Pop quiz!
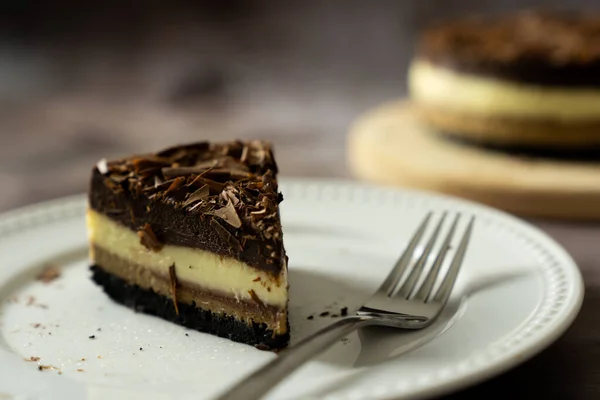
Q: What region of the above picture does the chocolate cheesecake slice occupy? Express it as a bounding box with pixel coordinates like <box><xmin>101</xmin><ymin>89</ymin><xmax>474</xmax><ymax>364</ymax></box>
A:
<box><xmin>408</xmin><ymin>10</ymin><xmax>600</xmax><ymax>150</ymax></box>
<box><xmin>87</xmin><ymin>140</ymin><xmax>289</xmax><ymax>349</ymax></box>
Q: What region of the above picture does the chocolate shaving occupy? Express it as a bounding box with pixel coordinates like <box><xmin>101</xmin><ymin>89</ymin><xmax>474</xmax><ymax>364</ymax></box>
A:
<box><xmin>37</xmin><ymin>264</ymin><xmax>61</xmax><ymax>283</ymax></box>
<box><xmin>183</xmin><ymin>184</ymin><xmax>209</xmax><ymax>207</ymax></box>
<box><xmin>248</xmin><ymin>289</ymin><xmax>266</xmax><ymax>309</ymax></box>
<box><xmin>162</xmin><ymin>164</ymin><xmax>217</xmax><ymax>177</ymax></box>
<box><xmin>157</xmin><ymin>142</ymin><xmax>210</xmax><ymax>158</ymax></box>
<box><xmin>137</xmin><ymin>224</ymin><xmax>163</xmax><ymax>252</ymax></box>
<box><xmin>203</xmin><ymin>168</ymin><xmax>252</xmax><ymax>181</ymax></box>
<box><xmin>210</xmin><ymin>219</ymin><xmax>243</xmax><ymax>252</ymax></box>
<box><xmin>96</xmin><ymin>159</ymin><xmax>109</xmax><ymax>175</ymax></box>
<box><xmin>207</xmin><ymin>200</ymin><xmax>242</xmax><ymax>228</ymax></box>
<box><xmin>189</xmin><ymin>176</ymin><xmax>224</xmax><ymax>193</ymax></box>
<box><xmin>169</xmin><ymin>264</ymin><xmax>180</xmax><ymax>315</ymax></box>
<box><xmin>164</xmin><ymin>176</ymin><xmax>186</xmax><ymax>195</ymax></box>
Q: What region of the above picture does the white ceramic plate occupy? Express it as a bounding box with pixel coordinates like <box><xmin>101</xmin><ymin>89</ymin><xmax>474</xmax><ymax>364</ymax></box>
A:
<box><xmin>0</xmin><ymin>178</ymin><xmax>583</xmax><ymax>400</ymax></box>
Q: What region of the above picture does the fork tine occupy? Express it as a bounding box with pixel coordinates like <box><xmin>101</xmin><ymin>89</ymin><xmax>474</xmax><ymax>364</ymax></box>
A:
<box><xmin>432</xmin><ymin>216</ymin><xmax>474</xmax><ymax>304</ymax></box>
<box><xmin>377</xmin><ymin>212</ymin><xmax>432</xmax><ymax>296</ymax></box>
<box><xmin>413</xmin><ymin>213</ymin><xmax>460</xmax><ymax>302</ymax></box>
<box><xmin>395</xmin><ymin>212</ymin><xmax>447</xmax><ymax>299</ymax></box>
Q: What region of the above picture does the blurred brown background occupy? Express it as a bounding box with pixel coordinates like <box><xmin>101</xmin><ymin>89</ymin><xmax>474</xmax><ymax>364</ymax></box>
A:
<box><xmin>3</xmin><ymin>2</ymin><xmax>600</xmax><ymax>399</ymax></box>
<box><xmin>0</xmin><ymin>0</ymin><xmax>597</xmax><ymax>212</ymax></box>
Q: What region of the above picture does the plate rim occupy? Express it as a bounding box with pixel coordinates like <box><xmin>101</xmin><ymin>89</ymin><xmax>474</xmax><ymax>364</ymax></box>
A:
<box><xmin>0</xmin><ymin>177</ymin><xmax>585</xmax><ymax>400</ymax></box>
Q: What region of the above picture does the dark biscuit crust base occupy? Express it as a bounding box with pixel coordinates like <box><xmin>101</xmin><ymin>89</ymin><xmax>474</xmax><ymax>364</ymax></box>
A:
<box><xmin>418</xmin><ymin>10</ymin><xmax>600</xmax><ymax>87</ymax></box>
<box><xmin>416</xmin><ymin>105</ymin><xmax>600</xmax><ymax>150</ymax></box>
<box><xmin>437</xmin><ymin>133</ymin><xmax>600</xmax><ymax>163</ymax></box>
<box><xmin>91</xmin><ymin>265</ymin><xmax>290</xmax><ymax>350</ymax></box>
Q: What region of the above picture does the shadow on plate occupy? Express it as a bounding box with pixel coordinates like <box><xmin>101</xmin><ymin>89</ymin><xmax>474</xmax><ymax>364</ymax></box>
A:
<box><xmin>287</xmin><ymin>265</ymin><xmax>531</xmax><ymax>369</ymax></box>
<box><xmin>293</xmin><ymin>266</ymin><xmax>534</xmax><ymax>399</ymax></box>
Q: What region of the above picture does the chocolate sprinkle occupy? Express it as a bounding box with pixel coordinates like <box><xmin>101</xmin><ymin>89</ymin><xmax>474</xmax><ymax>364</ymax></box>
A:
<box><xmin>169</xmin><ymin>264</ymin><xmax>180</xmax><ymax>315</ymax></box>
<box><xmin>137</xmin><ymin>224</ymin><xmax>163</xmax><ymax>252</ymax></box>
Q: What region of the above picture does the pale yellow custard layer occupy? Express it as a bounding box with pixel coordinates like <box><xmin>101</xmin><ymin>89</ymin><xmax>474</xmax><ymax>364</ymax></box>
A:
<box><xmin>408</xmin><ymin>59</ymin><xmax>600</xmax><ymax>121</ymax></box>
<box><xmin>86</xmin><ymin>209</ymin><xmax>288</xmax><ymax>308</ymax></box>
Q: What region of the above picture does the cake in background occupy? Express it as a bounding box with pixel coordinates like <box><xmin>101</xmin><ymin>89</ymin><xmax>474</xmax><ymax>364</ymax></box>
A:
<box><xmin>408</xmin><ymin>10</ymin><xmax>600</xmax><ymax>152</ymax></box>
<box><xmin>347</xmin><ymin>9</ymin><xmax>600</xmax><ymax>221</ymax></box>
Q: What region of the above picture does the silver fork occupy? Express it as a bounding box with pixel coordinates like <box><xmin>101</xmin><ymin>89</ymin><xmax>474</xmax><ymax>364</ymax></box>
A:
<box><xmin>216</xmin><ymin>212</ymin><xmax>474</xmax><ymax>400</ymax></box>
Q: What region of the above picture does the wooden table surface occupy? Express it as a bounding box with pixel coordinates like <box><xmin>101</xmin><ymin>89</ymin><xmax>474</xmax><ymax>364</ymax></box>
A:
<box><xmin>1</xmin><ymin>2</ymin><xmax>599</xmax><ymax>398</ymax></box>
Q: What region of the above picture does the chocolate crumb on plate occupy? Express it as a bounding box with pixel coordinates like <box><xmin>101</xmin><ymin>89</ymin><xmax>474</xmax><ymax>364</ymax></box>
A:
<box><xmin>38</xmin><ymin>364</ymin><xmax>60</xmax><ymax>372</ymax></box>
<box><xmin>319</xmin><ymin>311</ymin><xmax>330</xmax><ymax>317</ymax></box>
<box><xmin>89</xmin><ymin>335</ymin><xmax>95</xmax><ymax>339</ymax></box>
<box><xmin>307</xmin><ymin>315</ymin><xmax>314</xmax><ymax>320</ymax></box>
<box><xmin>24</xmin><ymin>356</ymin><xmax>40</xmax><ymax>362</ymax></box>
<box><xmin>254</xmin><ymin>343</ymin><xmax>270</xmax><ymax>351</ymax></box>
<box><xmin>341</xmin><ymin>307</ymin><xmax>348</xmax><ymax>316</ymax></box>
<box><xmin>36</xmin><ymin>264</ymin><xmax>61</xmax><ymax>283</ymax></box>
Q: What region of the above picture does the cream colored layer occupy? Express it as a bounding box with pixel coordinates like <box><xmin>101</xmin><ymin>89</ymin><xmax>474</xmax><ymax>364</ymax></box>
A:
<box><xmin>86</xmin><ymin>209</ymin><xmax>287</xmax><ymax>307</ymax></box>
<box><xmin>408</xmin><ymin>59</ymin><xmax>600</xmax><ymax>120</ymax></box>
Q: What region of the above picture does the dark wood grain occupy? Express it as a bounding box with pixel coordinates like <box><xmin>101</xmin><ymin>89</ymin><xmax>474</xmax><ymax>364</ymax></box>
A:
<box><xmin>0</xmin><ymin>2</ymin><xmax>599</xmax><ymax>399</ymax></box>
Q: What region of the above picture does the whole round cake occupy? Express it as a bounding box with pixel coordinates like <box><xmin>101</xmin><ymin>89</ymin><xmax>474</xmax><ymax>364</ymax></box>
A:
<box><xmin>408</xmin><ymin>10</ymin><xmax>600</xmax><ymax>150</ymax></box>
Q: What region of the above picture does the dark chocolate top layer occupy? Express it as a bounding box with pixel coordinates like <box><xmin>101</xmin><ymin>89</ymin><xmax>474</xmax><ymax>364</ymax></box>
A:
<box><xmin>89</xmin><ymin>140</ymin><xmax>286</xmax><ymax>275</ymax></box>
<box><xmin>416</xmin><ymin>10</ymin><xmax>600</xmax><ymax>87</ymax></box>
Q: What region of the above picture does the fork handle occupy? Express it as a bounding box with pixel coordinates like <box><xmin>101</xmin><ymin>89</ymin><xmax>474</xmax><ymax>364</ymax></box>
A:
<box><xmin>215</xmin><ymin>316</ymin><xmax>374</xmax><ymax>400</ymax></box>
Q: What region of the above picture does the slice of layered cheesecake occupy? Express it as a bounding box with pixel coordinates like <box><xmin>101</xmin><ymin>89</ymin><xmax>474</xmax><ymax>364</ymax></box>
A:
<box><xmin>87</xmin><ymin>140</ymin><xmax>289</xmax><ymax>349</ymax></box>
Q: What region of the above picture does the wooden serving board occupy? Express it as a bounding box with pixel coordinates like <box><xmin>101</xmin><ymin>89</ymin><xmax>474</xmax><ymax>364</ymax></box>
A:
<box><xmin>347</xmin><ymin>100</ymin><xmax>600</xmax><ymax>221</ymax></box>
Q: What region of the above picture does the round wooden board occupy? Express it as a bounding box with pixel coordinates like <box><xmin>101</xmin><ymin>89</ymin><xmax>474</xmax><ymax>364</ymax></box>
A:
<box><xmin>346</xmin><ymin>100</ymin><xmax>600</xmax><ymax>221</ymax></box>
